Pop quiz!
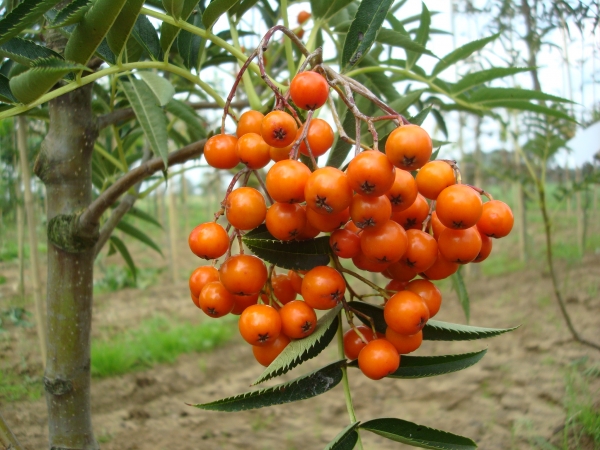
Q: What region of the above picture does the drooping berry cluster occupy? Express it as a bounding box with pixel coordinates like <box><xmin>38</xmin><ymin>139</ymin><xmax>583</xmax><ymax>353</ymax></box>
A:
<box><xmin>187</xmin><ymin>63</ymin><xmax>514</xmax><ymax>378</ymax></box>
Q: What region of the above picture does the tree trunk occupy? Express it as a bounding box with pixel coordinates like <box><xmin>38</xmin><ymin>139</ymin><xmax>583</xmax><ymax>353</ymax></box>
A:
<box><xmin>15</xmin><ymin>159</ymin><xmax>25</xmax><ymax>299</ymax></box>
<box><xmin>17</xmin><ymin>115</ymin><xmax>48</xmax><ymax>366</ymax></box>
<box><xmin>34</xmin><ymin>86</ymin><xmax>99</xmax><ymax>450</ymax></box>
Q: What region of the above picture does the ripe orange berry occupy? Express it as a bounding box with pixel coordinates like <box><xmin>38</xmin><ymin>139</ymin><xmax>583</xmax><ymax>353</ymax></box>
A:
<box><xmin>261</xmin><ymin>110</ymin><xmax>298</xmax><ymax>148</ymax></box>
<box><xmin>239</xmin><ymin>304</ymin><xmax>282</xmax><ymax>346</ymax></box>
<box><xmin>436</xmin><ymin>184</ymin><xmax>482</xmax><ymax>229</ymax></box>
<box><xmin>386</xmin><ymin>169</ymin><xmax>418</xmax><ymax>212</ymax></box>
<box><xmin>298</xmin><ymin>118</ymin><xmax>334</xmax><ymax>157</ymax></box>
<box><xmin>343</xmin><ymin>326</ymin><xmax>378</xmax><ymax>360</ymax></box>
<box><xmin>269</xmin><ymin>143</ymin><xmax>292</xmax><ymax>161</ymax></box>
<box><xmin>416</xmin><ymin>160</ymin><xmax>456</xmax><ymax>200</ymax></box>
<box><xmin>438</xmin><ymin>227</ymin><xmax>482</xmax><ymax>264</ymax></box>
<box><xmin>306</xmin><ymin>206</ymin><xmax>349</xmax><ymax>232</ymax></box>
<box><xmin>405</xmin><ymin>279</ymin><xmax>442</xmax><ymax>318</ymax></box>
<box><xmin>350</xmin><ymin>194</ymin><xmax>392</xmax><ymax>229</ymax></box>
<box><xmin>231</xmin><ymin>293</ymin><xmax>259</xmax><ymax>315</ymax></box>
<box><xmin>198</xmin><ymin>281</ymin><xmax>235</xmax><ymax>318</ymax></box>
<box><xmin>266</xmin><ymin>202</ymin><xmax>306</xmax><ymax>241</ymax></box>
<box><xmin>266</xmin><ymin>159</ymin><xmax>311</xmax><ymax>204</ymax></box>
<box><xmin>289</xmin><ymin>71</ymin><xmax>328</xmax><ymax>110</ymax></box>
<box><xmin>476</xmin><ymin>200</ymin><xmax>514</xmax><ymax>238</ymax></box>
<box><xmin>391</xmin><ymin>193</ymin><xmax>429</xmax><ymax>230</ymax></box>
<box><xmin>385</xmin><ymin>279</ymin><xmax>409</xmax><ymax>292</ymax></box>
<box><xmin>384</xmin><ymin>262</ymin><xmax>418</xmax><ymax>282</ymax></box>
<box><xmin>236</xmin><ymin>132</ymin><xmax>271</xmax><ymax>169</ymax></box>
<box><xmin>305</xmin><ymin>167</ymin><xmax>353</xmax><ymax>215</ymax></box>
<box><xmin>252</xmin><ymin>334</ymin><xmax>290</xmax><ymax>366</ymax></box>
<box><xmin>236</xmin><ymin>110</ymin><xmax>264</xmax><ymax>137</ymax></box>
<box><xmin>301</xmin><ymin>266</ymin><xmax>345</xmax><ymax>310</ymax></box>
<box><xmin>271</xmin><ymin>273</ymin><xmax>297</xmax><ymax>305</ymax></box>
<box><xmin>358</xmin><ymin>339</ymin><xmax>400</xmax><ymax>380</ymax></box>
<box><xmin>384</xmin><ymin>291</ymin><xmax>430</xmax><ymax>335</ymax></box>
<box><xmin>347</xmin><ymin>150</ymin><xmax>396</xmax><ymax>197</ymax></box>
<box><xmin>330</xmin><ymin>228</ymin><xmax>361</xmax><ymax>259</ymax></box>
<box><xmin>400</xmin><ymin>229</ymin><xmax>438</xmax><ymax>273</ymax></box>
<box><xmin>352</xmin><ymin>250</ymin><xmax>392</xmax><ymax>273</ymax></box>
<box><xmin>253</xmin><ymin>333</ymin><xmax>290</xmax><ymax>366</ymax></box>
<box><xmin>188</xmin><ymin>222</ymin><xmax>229</xmax><ymax>260</ymax></box>
<box><xmin>288</xmin><ymin>270</ymin><xmax>304</xmax><ymax>294</ymax></box>
<box><xmin>385</xmin><ymin>328</ymin><xmax>423</xmax><ymax>354</ymax></box>
<box><xmin>219</xmin><ymin>254</ymin><xmax>268</xmax><ymax>295</ymax></box>
<box><xmin>279</xmin><ymin>300</ymin><xmax>317</xmax><ymax>339</ymax></box>
<box><xmin>189</xmin><ymin>266</ymin><xmax>220</xmax><ymax>298</ymax></box>
<box><xmin>296</xmin><ymin>210</ymin><xmax>321</xmax><ymax>239</ymax></box>
<box><xmin>385</xmin><ymin>124</ymin><xmax>432</xmax><ymax>171</ymax></box>
<box><xmin>297</xmin><ymin>10</ymin><xmax>311</xmax><ymax>24</ymax></box>
<box><xmin>204</xmin><ymin>134</ymin><xmax>240</xmax><ymax>169</ymax></box>
<box><xmin>421</xmin><ymin>251</ymin><xmax>459</xmax><ymax>280</ymax></box>
<box><xmin>473</xmin><ymin>231</ymin><xmax>493</xmax><ymax>263</ymax></box>
<box><xmin>430</xmin><ymin>211</ymin><xmax>447</xmax><ymax>239</ymax></box>
<box><xmin>225</xmin><ymin>187</ymin><xmax>267</xmax><ymax>230</ymax></box>
<box><xmin>359</xmin><ymin>220</ymin><xmax>407</xmax><ymax>264</ymax></box>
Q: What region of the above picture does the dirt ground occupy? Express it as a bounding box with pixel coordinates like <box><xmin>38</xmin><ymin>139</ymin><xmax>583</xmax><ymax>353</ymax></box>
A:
<box><xmin>1</xmin><ymin>239</ymin><xmax>600</xmax><ymax>450</ymax></box>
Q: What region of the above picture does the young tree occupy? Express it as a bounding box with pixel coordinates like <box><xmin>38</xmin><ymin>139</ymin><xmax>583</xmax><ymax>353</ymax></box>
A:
<box><xmin>0</xmin><ymin>0</ymin><xmax>578</xmax><ymax>448</ymax></box>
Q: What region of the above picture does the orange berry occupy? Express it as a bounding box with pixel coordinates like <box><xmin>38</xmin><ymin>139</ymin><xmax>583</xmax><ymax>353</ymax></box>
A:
<box><xmin>236</xmin><ymin>132</ymin><xmax>271</xmax><ymax>169</ymax></box>
<box><xmin>436</xmin><ymin>184</ymin><xmax>482</xmax><ymax>229</ymax></box>
<box><xmin>204</xmin><ymin>134</ymin><xmax>240</xmax><ymax>169</ymax></box>
<box><xmin>385</xmin><ymin>328</ymin><xmax>423</xmax><ymax>354</ymax></box>
<box><xmin>266</xmin><ymin>160</ymin><xmax>312</xmax><ymax>203</ymax></box>
<box><xmin>305</xmin><ymin>167</ymin><xmax>353</xmax><ymax>215</ymax></box>
<box><xmin>236</xmin><ymin>110</ymin><xmax>264</xmax><ymax>137</ymax></box>
<box><xmin>261</xmin><ymin>110</ymin><xmax>298</xmax><ymax>148</ymax></box>
<box><xmin>219</xmin><ymin>254</ymin><xmax>268</xmax><ymax>295</ymax></box>
<box><xmin>289</xmin><ymin>71</ymin><xmax>328</xmax><ymax>110</ymax></box>
<box><xmin>198</xmin><ymin>281</ymin><xmax>235</xmax><ymax>318</ymax></box>
<box><xmin>358</xmin><ymin>339</ymin><xmax>400</xmax><ymax>380</ymax></box>
<box><xmin>225</xmin><ymin>187</ymin><xmax>267</xmax><ymax>230</ymax></box>
<box><xmin>239</xmin><ymin>304</ymin><xmax>282</xmax><ymax>346</ymax></box>
<box><xmin>347</xmin><ymin>150</ymin><xmax>396</xmax><ymax>197</ymax></box>
<box><xmin>385</xmin><ymin>125</ymin><xmax>432</xmax><ymax>171</ymax></box>
<box><xmin>359</xmin><ymin>220</ymin><xmax>408</xmax><ymax>264</ymax></box>
<box><xmin>188</xmin><ymin>222</ymin><xmax>229</xmax><ymax>260</ymax></box>
<box><xmin>301</xmin><ymin>266</ymin><xmax>345</xmax><ymax>310</ymax></box>
<box><xmin>405</xmin><ymin>279</ymin><xmax>442</xmax><ymax>318</ymax></box>
<box><xmin>386</xmin><ymin>169</ymin><xmax>418</xmax><ymax>212</ymax></box>
<box><xmin>476</xmin><ymin>200</ymin><xmax>514</xmax><ymax>238</ymax></box>
<box><xmin>252</xmin><ymin>334</ymin><xmax>290</xmax><ymax>366</ymax></box>
<box><xmin>438</xmin><ymin>227</ymin><xmax>482</xmax><ymax>264</ymax></box>
<box><xmin>298</xmin><ymin>118</ymin><xmax>334</xmax><ymax>157</ymax></box>
<box><xmin>266</xmin><ymin>202</ymin><xmax>306</xmax><ymax>241</ymax></box>
<box><xmin>279</xmin><ymin>300</ymin><xmax>317</xmax><ymax>338</ymax></box>
<box><xmin>416</xmin><ymin>160</ymin><xmax>456</xmax><ymax>200</ymax></box>
<box><xmin>384</xmin><ymin>290</ymin><xmax>430</xmax><ymax>336</ymax></box>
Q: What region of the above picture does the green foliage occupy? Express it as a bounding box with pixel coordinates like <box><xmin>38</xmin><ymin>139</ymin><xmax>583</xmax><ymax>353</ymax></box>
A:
<box><xmin>360</xmin><ymin>418</ymin><xmax>477</xmax><ymax>449</ymax></box>
<box><xmin>349</xmin><ymin>350</ymin><xmax>487</xmax><ymax>379</ymax></box>
<box><xmin>202</xmin><ymin>0</ymin><xmax>239</xmax><ymax>30</ymax></box>
<box><xmin>324</xmin><ymin>422</ymin><xmax>360</xmax><ymax>450</ymax></box>
<box><xmin>253</xmin><ymin>304</ymin><xmax>341</xmax><ymax>385</ymax></box>
<box><xmin>193</xmin><ymin>360</ymin><xmax>345</xmax><ymax>412</ymax></box>
<box><xmin>242</xmin><ymin>224</ymin><xmax>331</xmax><ymax>271</ymax></box>
<box><xmin>91</xmin><ymin>315</ymin><xmax>235</xmax><ymax>377</ymax></box>
<box><xmin>341</xmin><ymin>0</ymin><xmax>394</xmax><ymax>72</ymax></box>
<box><xmin>0</xmin><ymin>0</ymin><xmax>63</xmax><ymax>46</ymax></box>
<box><xmin>0</xmin><ymin>370</ymin><xmax>43</xmax><ymax>402</ymax></box>
<box><xmin>48</xmin><ymin>0</ymin><xmax>92</xmax><ymax>28</ymax></box>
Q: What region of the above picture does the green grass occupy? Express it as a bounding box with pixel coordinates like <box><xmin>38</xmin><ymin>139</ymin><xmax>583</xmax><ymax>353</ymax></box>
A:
<box><xmin>0</xmin><ymin>370</ymin><xmax>43</xmax><ymax>402</ymax></box>
<box><xmin>91</xmin><ymin>315</ymin><xmax>236</xmax><ymax>378</ymax></box>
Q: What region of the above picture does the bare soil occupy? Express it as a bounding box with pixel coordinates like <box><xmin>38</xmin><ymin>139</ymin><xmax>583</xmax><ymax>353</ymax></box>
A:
<box><xmin>1</xmin><ymin>241</ymin><xmax>599</xmax><ymax>450</ymax></box>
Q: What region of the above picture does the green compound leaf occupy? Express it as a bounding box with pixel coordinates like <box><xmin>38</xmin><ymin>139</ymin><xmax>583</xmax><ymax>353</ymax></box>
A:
<box><xmin>242</xmin><ymin>224</ymin><xmax>331</xmax><ymax>271</ymax></box>
<box><xmin>120</xmin><ymin>76</ymin><xmax>169</xmax><ymax>168</ymax></box>
<box><xmin>30</xmin><ymin>56</ymin><xmax>91</xmax><ymax>72</ymax></box>
<box><xmin>466</xmin><ymin>87</ymin><xmax>572</xmax><ymax>105</ymax></box>
<box><xmin>388</xmin><ymin>89</ymin><xmax>425</xmax><ymax>114</ymax></box>
<box><xmin>311</xmin><ymin>0</ymin><xmax>354</xmax><ymax>20</ymax></box>
<box><xmin>406</xmin><ymin>2</ymin><xmax>431</xmax><ymax>69</ymax></box>
<box><xmin>132</xmin><ymin>14</ymin><xmax>162</xmax><ymax>60</ymax></box>
<box><xmin>162</xmin><ymin>0</ymin><xmax>185</xmax><ymax>19</ymax></box>
<box><xmin>452</xmin><ymin>67</ymin><xmax>531</xmax><ymax>94</ymax></box>
<box><xmin>409</xmin><ymin>105</ymin><xmax>432</xmax><ymax>126</ymax></box>
<box><xmin>376</xmin><ymin>29</ymin><xmax>434</xmax><ymax>56</ymax></box>
<box><xmin>192</xmin><ymin>360</ymin><xmax>345</xmax><ymax>412</ymax></box>
<box><xmin>431</xmin><ymin>33</ymin><xmax>499</xmax><ymax>77</ymax></box>
<box><xmin>0</xmin><ymin>74</ymin><xmax>16</xmax><ymax>103</ymax></box>
<box><xmin>360</xmin><ymin>418</ymin><xmax>477</xmax><ymax>450</ymax></box>
<box><xmin>109</xmin><ymin>235</ymin><xmax>137</xmax><ymax>280</ymax></box>
<box><xmin>450</xmin><ymin>269</ymin><xmax>470</xmax><ymax>323</ymax></box>
<box><xmin>341</xmin><ymin>0</ymin><xmax>394</xmax><ymax>72</ymax></box>
<box><xmin>49</xmin><ymin>0</ymin><xmax>91</xmax><ymax>28</ymax></box>
<box><xmin>0</xmin><ymin>0</ymin><xmax>63</xmax><ymax>46</ymax></box>
<box><xmin>115</xmin><ymin>219</ymin><xmax>163</xmax><ymax>256</ymax></box>
<box><xmin>160</xmin><ymin>0</ymin><xmax>197</xmax><ymax>52</ymax></box>
<box><xmin>0</xmin><ymin>37</ymin><xmax>62</xmax><ymax>66</ymax></box>
<box><xmin>349</xmin><ymin>300</ymin><xmax>518</xmax><ymax>340</ymax></box>
<box><xmin>164</xmin><ymin>99</ymin><xmax>206</xmax><ymax>142</ymax></box>
<box><xmin>106</xmin><ymin>0</ymin><xmax>145</xmax><ymax>56</ymax></box>
<box><xmin>253</xmin><ymin>304</ymin><xmax>342</xmax><ymax>385</ymax></box>
<box><xmin>137</xmin><ymin>71</ymin><xmax>175</xmax><ymax>106</ymax></box>
<box><xmin>348</xmin><ymin>350</ymin><xmax>487</xmax><ymax>379</ymax></box>
<box><xmin>324</xmin><ymin>422</ymin><xmax>361</xmax><ymax>450</ymax></box>
<box><xmin>423</xmin><ymin>320</ymin><xmax>519</xmax><ymax>341</ymax></box>
<box><xmin>202</xmin><ymin>0</ymin><xmax>240</xmax><ymax>30</ymax></box>
<box><xmin>476</xmin><ymin>100</ymin><xmax>576</xmax><ymax>121</ymax></box>
<box><xmin>123</xmin><ymin>205</ymin><xmax>163</xmax><ymax>229</ymax></box>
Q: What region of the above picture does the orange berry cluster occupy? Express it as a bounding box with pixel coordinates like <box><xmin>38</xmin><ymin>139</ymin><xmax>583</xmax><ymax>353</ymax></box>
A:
<box><xmin>187</xmin><ymin>69</ymin><xmax>514</xmax><ymax>377</ymax></box>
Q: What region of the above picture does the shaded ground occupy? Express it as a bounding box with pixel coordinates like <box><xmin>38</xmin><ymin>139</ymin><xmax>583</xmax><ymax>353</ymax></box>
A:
<box><xmin>1</xmin><ymin>238</ymin><xmax>599</xmax><ymax>450</ymax></box>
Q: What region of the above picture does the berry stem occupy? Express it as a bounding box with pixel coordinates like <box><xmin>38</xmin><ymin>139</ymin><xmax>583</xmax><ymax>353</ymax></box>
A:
<box><xmin>422</xmin><ymin>200</ymin><xmax>436</xmax><ymax>233</ymax></box>
<box><xmin>336</xmin><ymin>312</ymin><xmax>364</xmax><ymax>450</ymax></box>
<box><xmin>339</xmin><ymin>268</ymin><xmax>390</xmax><ymax>300</ymax></box>
<box><xmin>465</xmin><ymin>184</ymin><xmax>494</xmax><ymax>201</ymax></box>
<box><xmin>252</xmin><ymin>170</ymin><xmax>274</xmax><ymax>205</ymax></box>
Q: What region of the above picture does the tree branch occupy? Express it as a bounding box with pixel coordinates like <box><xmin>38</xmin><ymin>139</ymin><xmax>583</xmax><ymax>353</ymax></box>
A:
<box><xmin>97</xmin><ymin>100</ymin><xmax>251</xmax><ymax>130</ymax></box>
<box><xmin>79</xmin><ymin>139</ymin><xmax>206</xmax><ymax>233</ymax></box>
<box><xmin>93</xmin><ymin>148</ymin><xmax>152</xmax><ymax>258</ymax></box>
